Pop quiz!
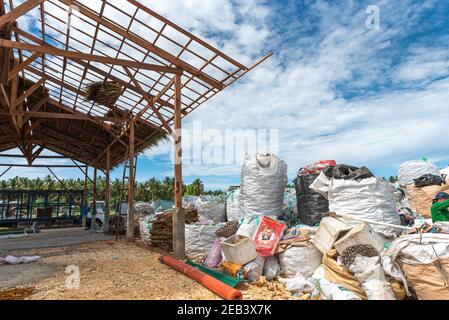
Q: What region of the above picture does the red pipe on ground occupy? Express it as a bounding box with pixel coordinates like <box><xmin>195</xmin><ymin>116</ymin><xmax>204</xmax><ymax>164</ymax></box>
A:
<box><xmin>159</xmin><ymin>255</ymin><xmax>243</xmax><ymax>300</ymax></box>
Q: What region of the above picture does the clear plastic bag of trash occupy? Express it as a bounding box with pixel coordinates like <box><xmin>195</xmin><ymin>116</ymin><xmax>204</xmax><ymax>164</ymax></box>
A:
<box><xmin>243</xmin><ymin>256</ymin><xmax>265</xmax><ymax>282</ymax></box>
<box><xmin>204</xmin><ymin>238</ymin><xmax>223</xmax><ymax>268</ymax></box>
<box><xmin>263</xmin><ymin>255</ymin><xmax>280</xmax><ymax>281</ymax></box>
<box><xmin>279</xmin><ymin>271</ymin><xmax>315</xmax><ymax>293</ymax></box>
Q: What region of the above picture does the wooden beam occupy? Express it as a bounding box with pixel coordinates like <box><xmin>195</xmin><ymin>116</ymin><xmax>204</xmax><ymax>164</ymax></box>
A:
<box><xmin>23</xmin><ymin>96</ymin><xmax>46</xmax><ymax>123</ymax></box>
<box><xmin>126</xmin><ymin>0</ymin><xmax>247</xmax><ymax>70</ymax></box>
<box><xmin>9</xmin><ymin>74</ymin><xmax>20</xmax><ymax>136</ymax></box>
<box><xmin>22</xmin><ymin>111</ymin><xmax>130</xmax><ymax>122</ymax></box>
<box><xmin>0</xmin><ymin>39</ymin><xmax>182</xmax><ymax>74</ymax></box>
<box><xmin>126</xmin><ymin>118</ymin><xmax>135</xmax><ymax>241</ymax></box>
<box><xmin>104</xmin><ymin>146</ymin><xmax>110</xmax><ymax>233</ymax></box>
<box><xmin>82</xmin><ymin>165</ymin><xmax>88</xmax><ymax>228</ymax></box>
<box><xmin>0</xmin><ymin>0</ymin><xmax>46</xmax><ymax>28</ymax></box>
<box><xmin>7</xmin><ymin>52</ymin><xmax>41</xmax><ymax>81</ymax></box>
<box><xmin>124</xmin><ymin>66</ymin><xmax>172</xmax><ymax>134</ymax></box>
<box><xmin>16</xmin><ymin>76</ymin><xmax>46</xmax><ymax>106</ymax></box>
<box><xmin>59</xmin><ymin>0</ymin><xmax>223</xmax><ymax>89</ymax></box>
<box><xmin>173</xmin><ymin>73</ymin><xmax>185</xmax><ymax>260</ymax></box>
<box><xmin>92</xmin><ymin>166</ymin><xmax>97</xmax><ymax>228</ymax></box>
<box><xmin>12</xmin><ymin>27</ymin><xmax>187</xmax><ymax>115</ymax></box>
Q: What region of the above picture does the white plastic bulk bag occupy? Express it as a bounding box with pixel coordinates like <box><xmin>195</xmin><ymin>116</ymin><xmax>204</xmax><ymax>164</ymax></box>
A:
<box><xmin>195</xmin><ymin>197</ymin><xmax>226</xmax><ymax>223</ymax></box>
<box><xmin>226</xmin><ymin>188</ymin><xmax>242</xmax><ymax>221</ymax></box>
<box><xmin>185</xmin><ymin>224</ymin><xmax>221</xmax><ymax>260</ymax></box>
<box><xmin>278</xmin><ymin>245</ymin><xmax>322</xmax><ymax>278</ymax></box>
<box><xmin>398</xmin><ymin>160</ymin><xmax>441</xmax><ymax>186</ymax></box>
<box><xmin>236</xmin><ymin>216</ymin><xmax>261</xmax><ymax>238</ymax></box>
<box><xmin>311</xmin><ymin>174</ymin><xmax>401</xmax><ymax>237</ymax></box>
<box><xmin>240</xmin><ymin>153</ymin><xmax>288</xmax><ymax>217</ymax></box>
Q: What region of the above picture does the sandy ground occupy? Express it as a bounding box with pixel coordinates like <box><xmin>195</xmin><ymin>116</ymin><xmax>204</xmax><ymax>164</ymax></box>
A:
<box><xmin>0</xmin><ymin>235</ymin><xmax>296</xmax><ymax>300</ymax></box>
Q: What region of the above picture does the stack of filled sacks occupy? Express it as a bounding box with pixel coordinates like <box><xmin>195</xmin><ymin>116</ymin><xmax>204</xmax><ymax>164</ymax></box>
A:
<box><xmin>149</xmin><ymin>208</ymin><xmax>199</xmax><ymax>252</ymax></box>
<box><xmin>294</xmin><ymin>160</ymin><xmax>336</xmax><ymax>226</ymax></box>
<box><xmin>398</xmin><ymin>160</ymin><xmax>449</xmax><ymax>218</ymax></box>
<box><xmin>184</xmin><ymin>195</ymin><xmax>228</xmax><ymax>259</ymax></box>
<box><xmin>239</xmin><ymin>153</ymin><xmax>288</xmax><ymax>217</ymax></box>
<box><xmin>310</xmin><ymin>164</ymin><xmax>402</xmax><ymax>237</ymax></box>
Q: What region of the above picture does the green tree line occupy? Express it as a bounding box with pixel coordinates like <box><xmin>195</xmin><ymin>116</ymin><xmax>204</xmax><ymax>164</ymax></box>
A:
<box><xmin>0</xmin><ymin>176</ymin><xmax>223</xmax><ymax>206</ymax></box>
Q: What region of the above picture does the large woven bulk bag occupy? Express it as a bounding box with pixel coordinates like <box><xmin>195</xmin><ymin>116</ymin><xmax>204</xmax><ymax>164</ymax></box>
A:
<box><xmin>381</xmin><ymin>233</ymin><xmax>449</xmax><ymax>300</ymax></box>
<box><xmin>278</xmin><ymin>244</ymin><xmax>322</xmax><ymax>278</ymax></box>
<box><xmin>404</xmin><ymin>177</ymin><xmax>449</xmax><ymax>217</ymax></box>
<box><xmin>195</xmin><ymin>196</ymin><xmax>226</xmax><ymax>223</ymax></box>
<box><xmin>240</xmin><ymin>153</ymin><xmax>288</xmax><ymax>217</ymax></box>
<box><xmin>295</xmin><ymin>173</ymin><xmax>329</xmax><ymax>226</ymax></box>
<box><xmin>398</xmin><ymin>160</ymin><xmax>441</xmax><ymax>186</ymax></box>
<box><xmin>310</xmin><ymin>172</ymin><xmax>401</xmax><ymax>237</ymax></box>
<box><xmin>185</xmin><ymin>224</ymin><xmax>221</xmax><ymax>260</ymax></box>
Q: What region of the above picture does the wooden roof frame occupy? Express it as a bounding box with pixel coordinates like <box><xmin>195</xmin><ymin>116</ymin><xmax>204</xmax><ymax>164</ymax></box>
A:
<box><xmin>0</xmin><ymin>0</ymin><xmax>270</xmax><ymax>169</ymax></box>
<box><xmin>0</xmin><ymin>0</ymin><xmax>270</xmax><ymax>252</ymax></box>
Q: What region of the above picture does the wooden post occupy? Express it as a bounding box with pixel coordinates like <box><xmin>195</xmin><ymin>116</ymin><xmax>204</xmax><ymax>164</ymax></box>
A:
<box><xmin>104</xmin><ymin>146</ymin><xmax>110</xmax><ymax>233</ymax></box>
<box><xmin>173</xmin><ymin>74</ymin><xmax>185</xmax><ymax>260</ymax></box>
<box><xmin>82</xmin><ymin>165</ymin><xmax>88</xmax><ymax>228</ymax></box>
<box><xmin>126</xmin><ymin>119</ymin><xmax>135</xmax><ymax>241</ymax></box>
<box><xmin>92</xmin><ymin>167</ymin><xmax>97</xmax><ymax>230</ymax></box>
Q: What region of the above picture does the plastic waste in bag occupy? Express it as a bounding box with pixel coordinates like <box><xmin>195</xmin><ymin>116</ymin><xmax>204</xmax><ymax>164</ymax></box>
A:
<box><xmin>263</xmin><ymin>255</ymin><xmax>280</xmax><ymax>281</ymax></box>
<box><xmin>279</xmin><ymin>271</ymin><xmax>315</xmax><ymax>293</ymax></box>
<box><xmin>324</xmin><ymin>164</ymin><xmax>374</xmax><ymax>180</ymax></box>
<box><xmin>240</xmin><ymin>153</ymin><xmax>288</xmax><ymax>217</ymax></box>
<box><xmin>204</xmin><ymin>238</ymin><xmax>223</xmax><ymax>268</ymax></box>
<box><xmin>413</xmin><ymin>174</ymin><xmax>445</xmax><ymax>188</ymax></box>
<box><xmin>398</xmin><ymin>160</ymin><xmax>441</xmax><ymax>186</ymax></box>
<box><xmin>243</xmin><ymin>256</ymin><xmax>265</xmax><ymax>282</ymax></box>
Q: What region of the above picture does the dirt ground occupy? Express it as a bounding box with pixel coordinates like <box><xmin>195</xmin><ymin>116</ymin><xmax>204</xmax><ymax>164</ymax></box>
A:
<box><xmin>0</xmin><ymin>238</ymin><xmax>296</xmax><ymax>300</ymax></box>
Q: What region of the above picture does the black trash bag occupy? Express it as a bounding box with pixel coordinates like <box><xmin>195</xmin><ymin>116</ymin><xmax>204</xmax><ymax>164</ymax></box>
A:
<box><xmin>413</xmin><ymin>174</ymin><xmax>445</xmax><ymax>188</ymax></box>
<box><xmin>324</xmin><ymin>164</ymin><xmax>374</xmax><ymax>180</ymax></box>
<box><xmin>294</xmin><ymin>173</ymin><xmax>329</xmax><ymax>226</ymax></box>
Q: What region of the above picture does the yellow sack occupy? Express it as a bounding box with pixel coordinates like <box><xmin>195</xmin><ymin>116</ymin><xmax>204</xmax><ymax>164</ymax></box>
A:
<box><xmin>322</xmin><ymin>249</ymin><xmax>367</xmax><ymax>300</ymax></box>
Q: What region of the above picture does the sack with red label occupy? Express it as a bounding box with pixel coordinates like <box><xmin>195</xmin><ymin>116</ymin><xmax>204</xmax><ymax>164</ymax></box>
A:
<box><xmin>252</xmin><ymin>216</ymin><xmax>286</xmax><ymax>257</ymax></box>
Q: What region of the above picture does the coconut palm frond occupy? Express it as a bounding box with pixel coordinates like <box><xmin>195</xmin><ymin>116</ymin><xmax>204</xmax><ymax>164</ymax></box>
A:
<box><xmin>84</xmin><ymin>81</ymin><xmax>122</xmax><ymax>107</ymax></box>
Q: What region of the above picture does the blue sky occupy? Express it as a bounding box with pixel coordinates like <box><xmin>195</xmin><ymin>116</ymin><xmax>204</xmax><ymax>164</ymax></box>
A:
<box><xmin>2</xmin><ymin>0</ymin><xmax>449</xmax><ymax>190</ymax></box>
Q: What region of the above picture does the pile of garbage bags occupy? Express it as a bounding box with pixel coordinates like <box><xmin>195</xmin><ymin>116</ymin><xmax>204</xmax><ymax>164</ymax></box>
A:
<box><xmin>139</xmin><ymin>155</ymin><xmax>449</xmax><ymax>300</ymax></box>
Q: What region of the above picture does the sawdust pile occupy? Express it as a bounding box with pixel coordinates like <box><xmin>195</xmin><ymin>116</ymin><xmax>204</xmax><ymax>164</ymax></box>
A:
<box><xmin>3</xmin><ymin>240</ymin><xmax>294</xmax><ymax>300</ymax></box>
